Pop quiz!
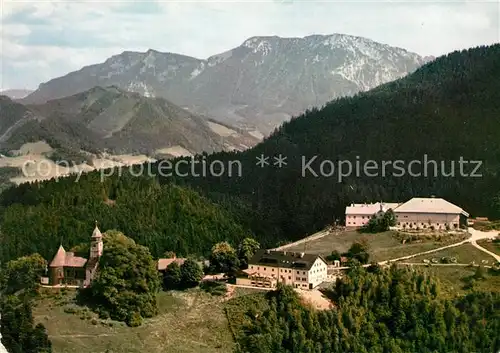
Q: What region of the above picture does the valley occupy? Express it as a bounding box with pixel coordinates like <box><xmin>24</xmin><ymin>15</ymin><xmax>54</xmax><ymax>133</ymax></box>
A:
<box><xmin>0</xmin><ymin>141</ymin><xmax>155</xmax><ymax>185</ymax></box>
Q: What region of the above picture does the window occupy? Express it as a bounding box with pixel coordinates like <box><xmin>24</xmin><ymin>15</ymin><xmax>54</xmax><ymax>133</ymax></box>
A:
<box><xmin>264</xmin><ymin>267</ymin><xmax>266</xmax><ymax>271</ymax></box>
<box><xmin>250</xmin><ymin>265</ymin><xmax>253</xmax><ymax>269</ymax></box>
<box><xmin>297</xmin><ymin>271</ymin><xmax>300</xmax><ymax>274</ymax></box>
<box><xmin>272</xmin><ymin>268</ymin><xmax>274</xmax><ymax>272</ymax></box>
<box><xmin>303</xmin><ymin>271</ymin><xmax>306</xmax><ymax>274</ymax></box>
<box><xmin>288</xmin><ymin>276</ymin><xmax>291</xmax><ymax>280</ymax></box>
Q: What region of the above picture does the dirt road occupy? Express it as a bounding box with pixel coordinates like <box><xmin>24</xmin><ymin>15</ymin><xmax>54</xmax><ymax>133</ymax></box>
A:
<box><xmin>379</xmin><ymin>228</ymin><xmax>498</xmax><ymax>265</ymax></box>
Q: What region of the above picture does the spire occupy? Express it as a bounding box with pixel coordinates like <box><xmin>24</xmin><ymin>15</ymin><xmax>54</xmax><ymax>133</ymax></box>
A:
<box><xmin>49</xmin><ymin>245</ymin><xmax>66</xmax><ymax>267</ymax></box>
<box><xmin>92</xmin><ymin>221</ymin><xmax>102</xmax><ymax>238</ymax></box>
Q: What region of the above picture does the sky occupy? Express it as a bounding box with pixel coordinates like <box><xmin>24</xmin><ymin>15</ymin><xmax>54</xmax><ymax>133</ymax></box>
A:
<box><xmin>1</xmin><ymin>0</ymin><xmax>499</xmax><ymax>90</ymax></box>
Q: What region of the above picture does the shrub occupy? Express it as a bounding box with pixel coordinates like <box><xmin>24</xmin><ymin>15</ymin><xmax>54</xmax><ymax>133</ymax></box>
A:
<box><xmin>126</xmin><ymin>312</ymin><xmax>143</xmax><ymax>327</ymax></box>
<box><xmin>63</xmin><ymin>306</ymin><xmax>79</xmax><ymax>314</ymax></box>
<box><xmin>200</xmin><ymin>281</ymin><xmax>227</xmax><ymax>296</ymax></box>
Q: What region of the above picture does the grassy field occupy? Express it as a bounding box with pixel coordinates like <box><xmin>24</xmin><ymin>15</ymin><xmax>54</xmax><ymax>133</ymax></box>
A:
<box><xmin>409</xmin><ymin>244</ymin><xmax>497</xmax><ymax>265</ymax></box>
<box><xmin>285</xmin><ymin>230</ymin><xmax>468</xmax><ymax>262</ymax></box>
<box><xmin>476</xmin><ymin>239</ymin><xmax>500</xmax><ymax>257</ymax></box>
<box><xmin>403</xmin><ymin>265</ymin><xmax>500</xmax><ymax>297</ymax></box>
<box><xmin>33</xmin><ymin>288</ymin><xmax>235</xmax><ymax>353</ymax></box>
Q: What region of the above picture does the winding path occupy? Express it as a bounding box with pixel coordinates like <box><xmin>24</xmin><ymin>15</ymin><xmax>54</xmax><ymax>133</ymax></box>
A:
<box><xmin>379</xmin><ymin>228</ymin><xmax>499</xmax><ymax>265</ymax></box>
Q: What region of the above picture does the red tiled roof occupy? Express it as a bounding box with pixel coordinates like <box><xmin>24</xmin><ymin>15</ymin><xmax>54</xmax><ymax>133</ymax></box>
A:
<box><xmin>64</xmin><ymin>252</ymin><xmax>87</xmax><ymax>267</ymax></box>
<box><xmin>49</xmin><ymin>246</ymin><xmax>87</xmax><ymax>268</ymax></box>
<box><xmin>49</xmin><ymin>245</ymin><xmax>67</xmax><ymax>267</ymax></box>
<box><xmin>157</xmin><ymin>258</ymin><xmax>185</xmax><ymax>271</ymax></box>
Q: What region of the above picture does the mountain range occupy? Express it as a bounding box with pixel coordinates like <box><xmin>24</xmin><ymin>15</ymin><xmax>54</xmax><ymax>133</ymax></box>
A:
<box><xmin>0</xmin><ymin>86</ymin><xmax>259</xmax><ymax>159</ymax></box>
<box><xmin>22</xmin><ymin>34</ymin><xmax>431</xmax><ymax>135</ymax></box>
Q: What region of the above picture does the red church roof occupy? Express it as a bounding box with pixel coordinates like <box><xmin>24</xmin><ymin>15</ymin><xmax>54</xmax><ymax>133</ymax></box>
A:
<box><xmin>49</xmin><ymin>245</ymin><xmax>87</xmax><ymax>268</ymax></box>
<box><xmin>49</xmin><ymin>245</ymin><xmax>67</xmax><ymax>267</ymax></box>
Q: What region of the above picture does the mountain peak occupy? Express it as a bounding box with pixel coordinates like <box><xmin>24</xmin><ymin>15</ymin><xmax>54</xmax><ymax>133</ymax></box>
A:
<box><xmin>23</xmin><ymin>33</ymin><xmax>427</xmax><ymax>135</ymax></box>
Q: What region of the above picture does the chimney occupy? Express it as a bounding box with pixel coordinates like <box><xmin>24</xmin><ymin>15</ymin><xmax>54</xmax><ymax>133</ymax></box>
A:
<box><xmin>300</xmin><ymin>252</ymin><xmax>305</xmax><ymax>258</ymax></box>
<box><xmin>266</xmin><ymin>249</ymin><xmax>270</xmax><ymax>254</ymax></box>
<box><xmin>283</xmin><ymin>251</ymin><xmax>287</xmax><ymax>255</ymax></box>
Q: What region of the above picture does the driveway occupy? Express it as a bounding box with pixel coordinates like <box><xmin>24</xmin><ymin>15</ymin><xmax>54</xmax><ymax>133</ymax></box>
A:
<box><xmin>379</xmin><ymin>228</ymin><xmax>499</xmax><ymax>265</ymax></box>
<box><xmin>467</xmin><ymin>228</ymin><xmax>500</xmax><ymax>262</ymax></box>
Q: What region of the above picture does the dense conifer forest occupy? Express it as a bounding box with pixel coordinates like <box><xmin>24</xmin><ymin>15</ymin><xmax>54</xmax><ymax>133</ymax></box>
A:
<box><xmin>234</xmin><ymin>266</ymin><xmax>500</xmax><ymax>353</ymax></box>
<box><xmin>0</xmin><ymin>171</ymin><xmax>257</xmax><ymax>264</ymax></box>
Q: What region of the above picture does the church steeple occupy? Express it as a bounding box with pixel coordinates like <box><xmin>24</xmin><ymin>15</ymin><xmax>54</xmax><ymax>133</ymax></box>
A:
<box><xmin>90</xmin><ymin>221</ymin><xmax>103</xmax><ymax>259</ymax></box>
<box><xmin>92</xmin><ymin>220</ymin><xmax>102</xmax><ymax>238</ymax></box>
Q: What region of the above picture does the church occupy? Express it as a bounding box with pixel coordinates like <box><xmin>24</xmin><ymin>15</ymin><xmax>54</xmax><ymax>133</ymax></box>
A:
<box><xmin>47</xmin><ymin>222</ymin><xmax>104</xmax><ymax>287</ymax></box>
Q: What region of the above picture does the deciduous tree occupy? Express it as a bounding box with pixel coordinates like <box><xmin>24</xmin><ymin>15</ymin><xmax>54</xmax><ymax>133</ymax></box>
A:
<box><xmin>209</xmin><ymin>242</ymin><xmax>240</xmax><ymax>275</ymax></box>
<box><xmin>89</xmin><ymin>230</ymin><xmax>161</xmax><ymax>326</ymax></box>
<box><xmin>180</xmin><ymin>258</ymin><xmax>203</xmax><ymax>288</ymax></box>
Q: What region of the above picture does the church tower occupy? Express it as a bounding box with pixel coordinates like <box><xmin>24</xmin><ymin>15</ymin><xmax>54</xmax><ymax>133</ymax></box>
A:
<box><xmin>90</xmin><ymin>221</ymin><xmax>103</xmax><ymax>260</ymax></box>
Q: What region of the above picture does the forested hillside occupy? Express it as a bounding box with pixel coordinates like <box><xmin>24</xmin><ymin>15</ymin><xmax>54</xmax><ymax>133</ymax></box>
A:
<box><xmin>0</xmin><ymin>170</ymin><xmax>260</xmax><ymax>264</ymax></box>
<box><xmin>235</xmin><ymin>266</ymin><xmax>500</xmax><ymax>353</ymax></box>
<box><xmin>1</xmin><ymin>45</ymin><xmax>499</xmax><ymax>263</ymax></box>
<box><xmin>162</xmin><ymin>44</ymin><xmax>500</xmax><ymax>241</ymax></box>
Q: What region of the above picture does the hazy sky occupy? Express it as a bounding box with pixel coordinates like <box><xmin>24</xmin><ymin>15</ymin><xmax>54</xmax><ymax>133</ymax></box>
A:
<box><xmin>1</xmin><ymin>0</ymin><xmax>499</xmax><ymax>90</ymax></box>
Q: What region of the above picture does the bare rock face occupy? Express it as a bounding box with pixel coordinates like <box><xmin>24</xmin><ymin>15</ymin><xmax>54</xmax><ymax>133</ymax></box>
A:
<box><xmin>23</xmin><ymin>34</ymin><xmax>427</xmax><ymax>135</ymax></box>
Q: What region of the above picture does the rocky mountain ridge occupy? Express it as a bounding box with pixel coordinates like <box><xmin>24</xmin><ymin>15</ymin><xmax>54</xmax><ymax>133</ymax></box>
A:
<box><xmin>23</xmin><ymin>34</ymin><xmax>429</xmax><ymax>135</ymax></box>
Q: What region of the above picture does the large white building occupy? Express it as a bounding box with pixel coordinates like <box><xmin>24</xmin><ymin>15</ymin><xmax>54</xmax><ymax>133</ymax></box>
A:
<box><xmin>394</xmin><ymin>197</ymin><xmax>469</xmax><ymax>230</ymax></box>
<box><xmin>345</xmin><ymin>202</ymin><xmax>401</xmax><ymax>228</ymax></box>
<box><xmin>344</xmin><ymin>197</ymin><xmax>469</xmax><ymax>230</ymax></box>
<box><xmin>237</xmin><ymin>250</ymin><xmax>328</xmax><ymax>290</ymax></box>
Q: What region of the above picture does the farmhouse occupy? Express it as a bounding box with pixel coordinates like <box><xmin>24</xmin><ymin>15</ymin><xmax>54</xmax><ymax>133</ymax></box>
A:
<box><xmin>345</xmin><ymin>202</ymin><xmax>400</xmax><ymax>228</ymax></box>
<box><xmin>394</xmin><ymin>197</ymin><xmax>469</xmax><ymax>230</ymax></box>
<box><xmin>236</xmin><ymin>250</ymin><xmax>328</xmax><ymax>290</ymax></box>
